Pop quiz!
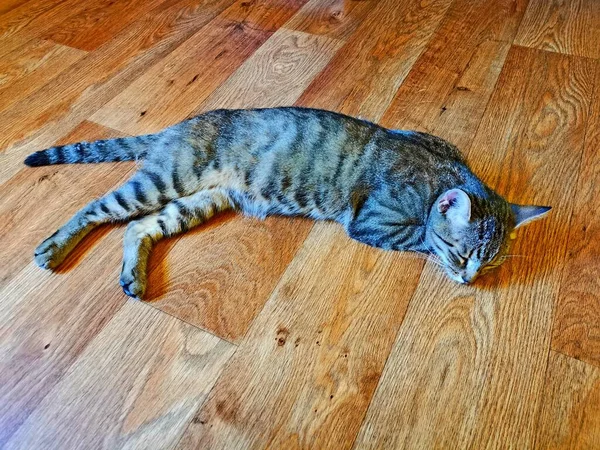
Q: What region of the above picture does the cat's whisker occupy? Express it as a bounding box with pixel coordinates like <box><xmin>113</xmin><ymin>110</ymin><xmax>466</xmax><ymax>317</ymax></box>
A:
<box><xmin>402</xmin><ymin>250</ymin><xmax>446</xmax><ymax>270</ymax></box>
<box><xmin>412</xmin><ymin>245</ymin><xmax>448</xmax><ymax>270</ymax></box>
<box><xmin>499</xmin><ymin>254</ymin><xmax>528</xmax><ymax>260</ymax></box>
<box><xmin>421</xmin><ymin>255</ymin><xmax>446</xmax><ymax>269</ymax></box>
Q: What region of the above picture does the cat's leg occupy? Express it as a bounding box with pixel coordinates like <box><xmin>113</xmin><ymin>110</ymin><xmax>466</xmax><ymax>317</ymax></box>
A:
<box><xmin>35</xmin><ymin>170</ymin><xmax>175</xmax><ymax>269</ymax></box>
<box><xmin>345</xmin><ymin>196</ymin><xmax>427</xmax><ymax>251</ymax></box>
<box><xmin>120</xmin><ymin>188</ymin><xmax>232</xmax><ymax>298</ymax></box>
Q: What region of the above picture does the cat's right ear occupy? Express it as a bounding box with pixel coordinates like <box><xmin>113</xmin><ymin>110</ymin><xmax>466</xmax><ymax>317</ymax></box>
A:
<box><xmin>437</xmin><ymin>189</ymin><xmax>471</xmax><ymax>228</ymax></box>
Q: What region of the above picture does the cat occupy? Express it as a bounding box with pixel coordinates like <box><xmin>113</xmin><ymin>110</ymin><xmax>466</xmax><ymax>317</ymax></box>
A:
<box><xmin>25</xmin><ymin>107</ymin><xmax>550</xmax><ymax>298</ymax></box>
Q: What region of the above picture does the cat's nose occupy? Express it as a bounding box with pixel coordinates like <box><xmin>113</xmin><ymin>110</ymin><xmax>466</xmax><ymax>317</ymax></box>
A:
<box><xmin>459</xmin><ymin>275</ymin><xmax>473</xmax><ymax>284</ymax></box>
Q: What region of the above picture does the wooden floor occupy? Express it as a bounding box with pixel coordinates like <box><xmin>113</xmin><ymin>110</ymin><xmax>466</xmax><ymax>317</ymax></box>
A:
<box><xmin>1</xmin><ymin>0</ymin><xmax>599</xmax><ymax>448</ymax></box>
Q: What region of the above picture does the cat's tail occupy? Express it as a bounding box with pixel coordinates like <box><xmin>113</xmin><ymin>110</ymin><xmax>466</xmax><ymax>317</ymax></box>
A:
<box><xmin>24</xmin><ymin>135</ymin><xmax>152</xmax><ymax>167</ymax></box>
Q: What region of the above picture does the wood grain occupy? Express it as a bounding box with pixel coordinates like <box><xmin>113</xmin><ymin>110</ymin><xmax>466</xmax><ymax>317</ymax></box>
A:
<box><xmin>143</xmin><ymin>29</ymin><xmax>342</xmax><ymax>343</ymax></box>
<box><xmin>0</xmin><ymin>122</ymin><xmax>133</xmax><ymax>445</ymax></box>
<box><xmin>283</xmin><ymin>0</ymin><xmax>375</xmax><ymax>40</ymax></box>
<box><xmin>515</xmin><ymin>0</ymin><xmax>600</xmax><ymax>59</ymax></box>
<box><xmin>0</xmin><ymin>0</ymin><xmax>31</xmax><ymax>16</ymax></box>
<box><xmin>552</xmin><ymin>62</ymin><xmax>600</xmax><ymax>368</ymax></box>
<box><xmin>380</xmin><ymin>0</ymin><xmax>527</xmax><ymax>148</ymax></box>
<box><xmin>1</xmin><ymin>0</ymin><xmax>600</xmax><ymax>447</ymax></box>
<box><xmin>535</xmin><ymin>351</ymin><xmax>600</xmax><ymax>449</ymax></box>
<box><xmin>176</xmin><ymin>223</ymin><xmax>421</xmax><ymax>449</ymax></box>
<box><xmin>220</xmin><ymin>0</ymin><xmax>309</xmax><ymax>32</ymax></box>
<box><xmin>3</xmin><ymin>300</ymin><xmax>235</xmax><ymax>450</ymax></box>
<box><xmin>0</xmin><ymin>38</ymin><xmax>86</xmax><ymax>113</ymax></box>
<box><xmin>42</xmin><ymin>0</ymin><xmax>170</xmax><ymax>51</ymax></box>
<box><xmin>199</xmin><ymin>28</ymin><xmax>343</xmax><ymax>111</ymax></box>
<box><xmin>0</xmin><ymin>0</ymin><xmax>65</xmax><ymax>40</ymax></box>
<box><xmin>0</xmin><ymin>0</ymin><xmax>156</xmax><ymax>51</ymax></box>
<box><xmin>0</xmin><ymin>0</ymin><xmax>231</xmax><ymax>184</ymax></box>
<box><xmin>297</xmin><ymin>0</ymin><xmax>453</xmax><ymax>120</ymax></box>
<box><xmin>91</xmin><ymin>16</ymin><xmax>273</xmax><ymax>135</ymax></box>
<box><xmin>0</xmin><ymin>250</ymin><xmax>126</xmax><ymax>447</ymax></box>
<box><xmin>354</xmin><ymin>46</ymin><xmax>595</xmax><ymax>449</ymax></box>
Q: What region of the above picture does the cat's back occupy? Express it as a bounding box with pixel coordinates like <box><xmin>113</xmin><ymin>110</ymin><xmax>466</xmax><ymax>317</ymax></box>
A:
<box><xmin>192</xmin><ymin>106</ymin><xmax>469</xmax><ymax>183</ymax></box>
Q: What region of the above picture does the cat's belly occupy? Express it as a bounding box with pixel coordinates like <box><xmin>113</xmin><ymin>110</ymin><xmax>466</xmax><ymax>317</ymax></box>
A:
<box><xmin>226</xmin><ymin>188</ymin><xmax>348</xmax><ymax>223</ymax></box>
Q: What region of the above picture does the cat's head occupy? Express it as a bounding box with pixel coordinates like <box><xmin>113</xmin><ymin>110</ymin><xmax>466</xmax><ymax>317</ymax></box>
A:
<box><xmin>425</xmin><ymin>188</ymin><xmax>550</xmax><ymax>284</ymax></box>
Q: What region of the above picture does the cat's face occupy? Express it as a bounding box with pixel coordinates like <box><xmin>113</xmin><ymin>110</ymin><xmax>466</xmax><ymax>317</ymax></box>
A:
<box><xmin>426</xmin><ymin>189</ymin><xmax>550</xmax><ymax>284</ymax></box>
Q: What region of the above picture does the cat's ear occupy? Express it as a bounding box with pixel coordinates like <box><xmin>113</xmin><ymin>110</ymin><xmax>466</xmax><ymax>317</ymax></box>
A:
<box><xmin>438</xmin><ymin>189</ymin><xmax>471</xmax><ymax>227</ymax></box>
<box><xmin>510</xmin><ymin>204</ymin><xmax>552</xmax><ymax>229</ymax></box>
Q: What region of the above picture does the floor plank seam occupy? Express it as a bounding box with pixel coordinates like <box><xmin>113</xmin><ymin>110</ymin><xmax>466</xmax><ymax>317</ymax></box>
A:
<box><xmin>550</xmin><ymin>347</ymin><xmax>600</xmax><ymax>372</ymax></box>
<box><xmin>85</xmin><ymin>120</ymin><xmax>132</xmax><ymax>138</ymax></box>
<box><xmin>511</xmin><ymin>43</ymin><xmax>599</xmax><ymax>62</ymax></box>
<box><xmin>141</xmin><ymin>299</ymin><xmax>239</xmax><ymax>347</ymax></box>
<box><xmin>532</xmin><ymin>326</ymin><xmax>567</xmax><ymax>448</ymax></box>
<box><xmin>170</xmin><ymin>336</ymin><xmax>245</xmax><ymax>449</ymax></box>
<box><xmin>234</xmin><ymin>222</ymin><xmax>316</xmax><ymax>345</ymax></box>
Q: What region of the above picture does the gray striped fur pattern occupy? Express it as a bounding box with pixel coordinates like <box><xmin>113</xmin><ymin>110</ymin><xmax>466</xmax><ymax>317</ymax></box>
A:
<box><xmin>25</xmin><ymin>107</ymin><xmax>551</xmax><ymax>297</ymax></box>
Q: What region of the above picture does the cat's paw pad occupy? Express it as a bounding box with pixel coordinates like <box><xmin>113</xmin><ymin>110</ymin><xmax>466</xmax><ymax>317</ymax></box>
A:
<box><xmin>34</xmin><ymin>235</ymin><xmax>65</xmax><ymax>269</ymax></box>
<box><xmin>120</xmin><ymin>275</ymin><xmax>146</xmax><ymax>299</ymax></box>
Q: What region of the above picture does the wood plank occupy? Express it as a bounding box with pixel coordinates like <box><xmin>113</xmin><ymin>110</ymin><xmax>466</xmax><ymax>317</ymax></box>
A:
<box><xmin>90</xmin><ymin>16</ymin><xmax>273</xmax><ymax>135</ymax></box>
<box><xmin>380</xmin><ymin>0</ymin><xmax>528</xmax><ymax>148</ymax></box>
<box><xmin>0</xmin><ymin>33</ymin><xmax>32</xmax><ymax>60</ymax></box>
<box><xmin>515</xmin><ymin>0</ymin><xmax>600</xmax><ymax>59</ymax></box>
<box><xmin>220</xmin><ymin>0</ymin><xmax>309</xmax><ymax>32</ymax></box>
<box><xmin>0</xmin><ymin>253</ymin><xmax>126</xmax><ymax>446</ymax></box>
<box><xmin>0</xmin><ymin>38</ymin><xmax>86</xmax><ymax>113</ymax></box>
<box><xmin>0</xmin><ymin>0</ymin><xmax>65</xmax><ymax>40</ymax></box>
<box><xmin>535</xmin><ymin>351</ymin><xmax>600</xmax><ymax>449</ymax></box>
<box><xmin>0</xmin><ymin>0</ymin><xmax>232</xmax><ymax>185</ymax></box>
<box><xmin>199</xmin><ymin>29</ymin><xmax>344</xmax><ymax>111</ymax></box>
<box><xmin>297</xmin><ymin>0</ymin><xmax>454</xmax><ymax>121</ymax></box>
<box><xmin>3</xmin><ymin>300</ymin><xmax>235</xmax><ymax>450</ymax></box>
<box><xmin>0</xmin><ymin>0</ymin><xmax>149</xmax><ymax>51</ymax></box>
<box><xmin>0</xmin><ymin>0</ymin><xmax>32</xmax><ymax>16</ymax></box>
<box><xmin>41</xmin><ymin>0</ymin><xmax>171</xmax><ymax>51</ymax></box>
<box><xmin>354</xmin><ymin>47</ymin><xmax>594</xmax><ymax>449</ymax></box>
<box><xmin>0</xmin><ymin>122</ymin><xmax>134</xmax><ymax>445</ymax></box>
<box><xmin>92</xmin><ymin>0</ymin><xmax>314</xmax><ymax>135</ymax></box>
<box><xmin>140</xmin><ymin>29</ymin><xmax>342</xmax><ymax>343</ymax></box>
<box><xmin>1</xmin><ymin>0</ymin><xmax>170</xmax><ymax>45</ymax></box>
<box><xmin>283</xmin><ymin>0</ymin><xmax>375</xmax><ymax>40</ymax></box>
<box><xmin>176</xmin><ymin>223</ymin><xmax>421</xmax><ymax>449</ymax></box>
<box><xmin>551</xmin><ymin>61</ymin><xmax>600</xmax><ymax>368</ymax></box>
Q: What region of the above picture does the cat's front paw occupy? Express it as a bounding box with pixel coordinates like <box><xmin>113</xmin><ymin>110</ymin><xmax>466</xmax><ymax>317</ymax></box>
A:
<box><xmin>34</xmin><ymin>233</ymin><xmax>67</xmax><ymax>269</ymax></box>
<box><xmin>119</xmin><ymin>273</ymin><xmax>146</xmax><ymax>299</ymax></box>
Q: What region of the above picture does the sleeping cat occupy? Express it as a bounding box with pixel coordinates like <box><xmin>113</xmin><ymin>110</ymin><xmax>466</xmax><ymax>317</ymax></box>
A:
<box><xmin>25</xmin><ymin>107</ymin><xmax>550</xmax><ymax>298</ymax></box>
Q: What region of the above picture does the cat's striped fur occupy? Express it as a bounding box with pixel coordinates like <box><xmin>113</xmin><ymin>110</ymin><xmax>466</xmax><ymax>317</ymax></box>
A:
<box><xmin>25</xmin><ymin>107</ymin><xmax>550</xmax><ymax>297</ymax></box>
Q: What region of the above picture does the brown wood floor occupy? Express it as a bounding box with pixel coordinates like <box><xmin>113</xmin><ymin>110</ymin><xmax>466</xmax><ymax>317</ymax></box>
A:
<box><xmin>1</xmin><ymin>0</ymin><xmax>599</xmax><ymax>448</ymax></box>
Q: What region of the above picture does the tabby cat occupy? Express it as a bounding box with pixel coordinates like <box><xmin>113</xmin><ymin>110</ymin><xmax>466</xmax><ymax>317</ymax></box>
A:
<box><xmin>25</xmin><ymin>107</ymin><xmax>550</xmax><ymax>298</ymax></box>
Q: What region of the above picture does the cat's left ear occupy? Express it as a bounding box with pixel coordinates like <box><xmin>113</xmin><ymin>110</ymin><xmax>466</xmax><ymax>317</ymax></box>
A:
<box><xmin>438</xmin><ymin>189</ymin><xmax>471</xmax><ymax>227</ymax></box>
<box><xmin>510</xmin><ymin>204</ymin><xmax>552</xmax><ymax>229</ymax></box>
